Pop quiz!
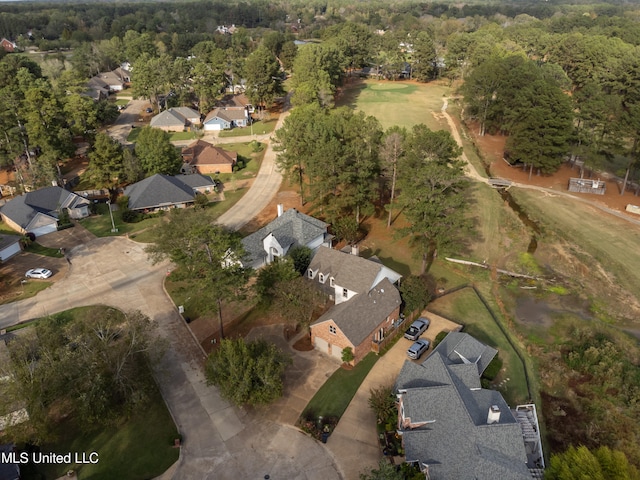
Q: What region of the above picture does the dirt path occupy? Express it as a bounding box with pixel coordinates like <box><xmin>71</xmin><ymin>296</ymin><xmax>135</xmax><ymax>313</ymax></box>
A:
<box><xmin>440</xmin><ymin>99</ymin><xmax>640</xmax><ymax>228</ymax></box>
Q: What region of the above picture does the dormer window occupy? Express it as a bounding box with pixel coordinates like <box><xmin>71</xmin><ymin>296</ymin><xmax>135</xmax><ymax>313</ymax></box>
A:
<box><xmin>319</xmin><ymin>273</ymin><xmax>325</xmax><ymax>283</ymax></box>
<box><xmin>330</xmin><ymin>277</ymin><xmax>335</xmax><ymax>287</ymax></box>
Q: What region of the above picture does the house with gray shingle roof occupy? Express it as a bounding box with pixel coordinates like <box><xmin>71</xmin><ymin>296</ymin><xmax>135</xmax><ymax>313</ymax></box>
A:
<box><xmin>123</xmin><ymin>174</ymin><xmax>215</xmax><ymax>211</ymax></box>
<box><xmin>0</xmin><ymin>233</ymin><xmax>22</xmax><ymax>261</ymax></box>
<box><xmin>394</xmin><ymin>332</ymin><xmax>540</xmax><ymax>480</ymax></box>
<box><xmin>308</xmin><ymin>246</ymin><xmax>402</xmax><ymax>364</ymax></box>
<box><xmin>240</xmin><ymin>207</ymin><xmax>331</xmax><ymax>270</ymax></box>
<box><xmin>203</xmin><ymin>106</ymin><xmax>250</xmax><ymax>131</ymax></box>
<box><xmin>150</xmin><ymin>107</ymin><xmax>201</xmax><ymax>132</ymax></box>
<box><xmin>0</xmin><ymin>186</ymin><xmax>90</xmax><ymax>237</ymax></box>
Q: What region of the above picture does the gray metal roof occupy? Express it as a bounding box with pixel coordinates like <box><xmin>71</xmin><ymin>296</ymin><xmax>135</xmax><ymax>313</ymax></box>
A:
<box><xmin>312</xmin><ymin>278</ymin><xmax>401</xmax><ymax>345</ymax></box>
<box><xmin>123</xmin><ymin>174</ymin><xmax>201</xmax><ymax>210</ymax></box>
<box><xmin>0</xmin><ymin>186</ymin><xmax>88</xmax><ymax>229</ymax></box>
<box><xmin>396</xmin><ymin>334</ymin><xmax>531</xmax><ymax>480</ymax></box>
<box><xmin>308</xmin><ymin>246</ymin><xmax>400</xmax><ymax>294</ymax></box>
<box><xmin>241</xmin><ymin>208</ymin><xmax>328</xmax><ymax>266</ymax></box>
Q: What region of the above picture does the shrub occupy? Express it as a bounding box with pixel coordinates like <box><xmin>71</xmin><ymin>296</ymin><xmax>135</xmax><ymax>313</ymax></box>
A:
<box><xmin>341</xmin><ymin>347</ymin><xmax>354</xmax><ymax>364</ymax></box>
<box><xmin>482</xmin><ymin>354</ymin><xmax>503</xmax><ymax>381</ymax></box>
<box><xmin>432</xmin><ymin>331</ymin><xmax>449</xmax><ymax>349</ymax></box>
<box><xmin>121</xmin><ymin>210</ymin><xmax>141</xmax><ymax>223</ymax></box>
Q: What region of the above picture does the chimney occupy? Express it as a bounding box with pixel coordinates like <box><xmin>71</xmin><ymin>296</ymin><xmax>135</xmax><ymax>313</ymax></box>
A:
<box><xmin>277</xmin><ymin>204</ymin><xmax>284</xmax><ymax>217</ymax></box>
<box><xmin>487</xmin><ymin>405</ymin><xmax>501</xmax><ymax>424</ymax></box>
<box><xmin>351</xmin><ymin>244</ymin><xmax>359</xmax><ymax>256</ymax></box>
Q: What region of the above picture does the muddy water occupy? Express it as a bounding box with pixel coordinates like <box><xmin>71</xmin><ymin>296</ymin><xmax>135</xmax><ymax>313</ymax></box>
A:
<box><xmin>515</xmin><ymin>295</ymin><xmax>592</xmax><ymax>327</ymax></box>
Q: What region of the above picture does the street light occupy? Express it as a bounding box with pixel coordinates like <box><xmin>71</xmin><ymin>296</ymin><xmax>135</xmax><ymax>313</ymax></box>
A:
<box><xmin>106</xmin><ymin>199</ymin><xmax>118</xmax><ymax>233</ymax></box>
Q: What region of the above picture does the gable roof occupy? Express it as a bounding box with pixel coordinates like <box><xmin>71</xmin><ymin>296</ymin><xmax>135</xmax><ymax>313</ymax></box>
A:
<box><xmin>204</xmin><ymin>106</ymin><xmax>247</xmax><ymax>123</ymax></box>
<box><xmin>312</xmin><ymin>277</ymin><xmax>401</xmax><ymax>345</ymax></box>
<box><xmin>171</xmin><ymin>107</ymin><xmax>200</xmax><ymax>120</ymax></box>
<box><xmin>0</xmin><ymin>186</ymin><xmax>89</xmax><ymax>229</ymax></box>
<box><xmin>241</xmin><ymin>208</ymin><xmax>328</xmax><ymax>266</ymax></box>
<box><xmin>150</xmin><ymin>109</ymin><xmax>188</xmax><ymax>128</ymax></box>
<box><xmin>308</xmin><ymin>246</ymin><xmax>402</xmax><ymax>294</ymax></box>
<box><xmin>182</xmin><ymin>140</ymin><xmax>237</xmax><ymax>167</ymax></box>
<box><xmin>395</xmin><ymin>333</ymin><xmax>530</xmax><ymax>480</ymax></box>
<box><xmin>0</xmin><ymin>233</ymin><xmax>21</xmax><ymax>250</ymax></box>
<box><xmin>433</xmin><ymin>331</ymin><xmax>498</xmax><ymax>376</ymax></box>
<box><xmin>93</xmin><ymin>71</ymin><xmax>124</xmax><ymax>87</ymax></box>
<box><xmin>123</xmin><ymin>174</ymin><xmax>213</xmax><ymax>210</ymax></box>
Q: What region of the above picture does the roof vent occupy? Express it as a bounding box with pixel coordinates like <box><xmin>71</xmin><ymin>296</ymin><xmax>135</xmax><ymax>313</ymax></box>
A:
<box><xmin>487</xmin><ymin>405</ymin><xmax>501</xmax><ymax>424</ymax></box>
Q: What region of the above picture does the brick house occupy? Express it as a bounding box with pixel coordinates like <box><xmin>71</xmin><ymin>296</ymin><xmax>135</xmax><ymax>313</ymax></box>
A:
<box><xmin>181</xmin><ymin>140</ymin><xmax>237</xmax><ymax>174</ymax></box>
<box><xmin>308</xmin><ymin>246</ymin><xmax>402</xmax><ymax>364</ymax></box>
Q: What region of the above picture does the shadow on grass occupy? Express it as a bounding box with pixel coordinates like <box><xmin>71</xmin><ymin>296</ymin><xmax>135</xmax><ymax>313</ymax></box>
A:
<box><xmin>302</xmin><ymin>352</ymin><xmax>378</xmax><ymax>420</ymax></box>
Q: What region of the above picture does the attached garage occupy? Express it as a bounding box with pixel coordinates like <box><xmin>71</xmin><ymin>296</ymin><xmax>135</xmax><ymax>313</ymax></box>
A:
<box><xmin>330</xmin><ymin>344</ymin><xmax>344</xmax><ymax>360</ymax></box>
<box><xmin>314</xmin><ymin>336</ymin><xmax>329</xmax><ymax>354</ymax></box>
<box><xmin>0</xmin><ymin>234</ymin><xmax>22</xmax><ymax>261</ymax></box>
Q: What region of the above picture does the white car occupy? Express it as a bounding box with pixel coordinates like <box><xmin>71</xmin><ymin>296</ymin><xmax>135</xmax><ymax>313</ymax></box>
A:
<box><xmin>25</xmin><ymin>268</ymin><xmax>53</xmax><ymax>279</ymax></box>
<box><xmin>407</xmin><ymin>339</ymin><xmax>430</xmax><ymax>360</ymax></box>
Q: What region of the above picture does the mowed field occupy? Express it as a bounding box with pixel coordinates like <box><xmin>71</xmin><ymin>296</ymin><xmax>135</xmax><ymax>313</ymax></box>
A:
<box><xmin>511</xmin><ymin>188</ymin><xmax>640</xmax><ymax>318</ymax></box>
<box><xmin>337</xmin><ymin>79</ymin><xmax>451</xmax><ymax>131</ymax></box>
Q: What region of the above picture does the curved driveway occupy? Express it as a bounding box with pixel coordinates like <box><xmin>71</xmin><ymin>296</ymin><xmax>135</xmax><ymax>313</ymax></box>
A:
<box><xmin>0</xmin><ymin>99</ymin><xmax>340</xmax><ymax>478</ymax></box>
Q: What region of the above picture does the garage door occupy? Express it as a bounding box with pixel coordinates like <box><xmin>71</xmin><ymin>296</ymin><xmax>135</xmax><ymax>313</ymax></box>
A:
<box><xmin>331</xmin><ymin>344</ymin><xmax>344</xmax><ymax>360</ymax></box>
<box><xmin>0</xmin><ymin>242</ymin><xmax>21</xmax><ymax>261</ymax></box>
<box><xmin>314</xmin><ymin>337</ymin><xmax>329</xmax><ymax>354</ymax></box>
<box><xmin>30</xmin><ymin>224</ymin><xmax>58</xmax><ymax>237</ymax></box>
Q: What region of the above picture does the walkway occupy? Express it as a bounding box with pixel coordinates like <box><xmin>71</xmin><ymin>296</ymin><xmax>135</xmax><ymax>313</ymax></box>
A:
<box><xmin>0</xmin><ymin>236</ymin><xmax>341</xmax><ymax>480</ymax></box>
<box><xmin>440</xmin><ymin>99</ymin><xmax>640</xmax><ymax>228</ymax></box>
<box><xmin>325</xmin><ymin>313</ymin><xmax>461</xmax><ymax>479</ymax></box>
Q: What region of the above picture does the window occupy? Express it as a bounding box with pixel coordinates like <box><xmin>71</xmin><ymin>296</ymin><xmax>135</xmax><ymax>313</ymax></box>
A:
<box><xmin>342</xmin><ymin>288</ymin><xmax>348</xmax><ymax>298</ymax></box>
<box><xmin>319</xmin><ymin>273</ymin><xmax>325</xmax><ymax>283</ymax></box>
<box><xmin>330</xmin><ymin>277</ymin><xmax>335</xmax><ymax>287</ymax></box>
<box><xmin>329</xmin><ymin>325</ymin><xmax>336</xmax><ymax>335</ymax></box>
<box><xmin>308</xmin><ymin>269</ymin><xmax>313</xmax><ymax>279</ymax></box>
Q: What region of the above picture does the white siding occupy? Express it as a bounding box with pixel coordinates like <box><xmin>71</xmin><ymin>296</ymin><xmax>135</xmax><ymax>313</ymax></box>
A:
<box><xmin>0</xmin><ymin>241</ymin><xmax>21</xmax><ymax>261</ymax></box>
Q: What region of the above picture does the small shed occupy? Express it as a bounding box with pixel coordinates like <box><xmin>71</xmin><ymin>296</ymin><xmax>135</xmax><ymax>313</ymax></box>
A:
<box><xmin>568</xmin><ymin>178</ymin><xmax>606</xmax><ymax>195</ymax></box>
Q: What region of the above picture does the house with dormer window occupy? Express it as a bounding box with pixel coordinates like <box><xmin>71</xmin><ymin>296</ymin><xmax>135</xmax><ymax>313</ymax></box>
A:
<box><xmin>395</xmin><ymin>332</ymin><xmax>545</xmax><ymax>480</ymax></box>
<box><xmin>308</xmin><ymin>246</ymin><xmax>402</xmax><ymax>364</ymax></box>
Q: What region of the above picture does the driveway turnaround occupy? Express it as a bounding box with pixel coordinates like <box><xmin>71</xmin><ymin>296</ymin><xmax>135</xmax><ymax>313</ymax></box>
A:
<box><xmin>0</xmin><ymin>237</ymin><xmax>341</xmax><ymax>480</ymax></box>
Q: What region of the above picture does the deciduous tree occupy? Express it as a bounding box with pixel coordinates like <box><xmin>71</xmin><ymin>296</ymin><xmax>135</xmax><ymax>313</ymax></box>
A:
<box><xmin>134</xmin><ymin>126</ymin><xmax>181</xmax><ymax>175</ymax></box>
<box><xmin>205</xmin><ymin>338</ymin><xmax>291</xmax><ymax>406</ymax></box>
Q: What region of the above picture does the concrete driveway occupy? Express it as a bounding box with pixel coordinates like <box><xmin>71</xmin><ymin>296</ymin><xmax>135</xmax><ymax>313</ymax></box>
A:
<box><xmin>0</xmin><ymin>236</ymin><xmax>342</xmax><ymax>480</ymax></box>
<box><xmin>325</xmin><ymin>312</ymin><xmax>461</xmax><ymax>479</ymax></box>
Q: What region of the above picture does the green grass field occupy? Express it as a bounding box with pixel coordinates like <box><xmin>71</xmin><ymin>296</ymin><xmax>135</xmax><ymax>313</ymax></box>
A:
<box><xmin>219</xmin><ymin>119</ymin><xmax>277</xmax><ymax>137</ymax></box>
<box><xmin>336</xmin><ymin>79</ymin><xmax>451</xmax><ymax>131</ymax></box>
<box><xmin>79</xmin><ymin>204</ymin><xmax>165</xmax><ymax>237</ymax></box>
<box><xmin>428</xmin><ymin>287</ymin><xmax>529</xmax><ymax>405</ymax></box>
<box><xmin>303</xmin><ymin>353</ymin><xmax>378</xmax><ymax>419</ymax></box>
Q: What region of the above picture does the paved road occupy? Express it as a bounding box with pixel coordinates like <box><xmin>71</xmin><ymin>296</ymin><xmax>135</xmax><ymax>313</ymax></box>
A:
<box><xmin>106</xmin><ymin>98</ymin><xmax>150</xmax><ymax>144</ymax></box>
<box><xmin>0</xmin><ymin>235</ymin><xmax>341</xmax><ymax>480</ymax></box>
<box><xmin>216</xmin><ymin>111</ymin><xmax>288</xmax><ymax>230</ymax></box>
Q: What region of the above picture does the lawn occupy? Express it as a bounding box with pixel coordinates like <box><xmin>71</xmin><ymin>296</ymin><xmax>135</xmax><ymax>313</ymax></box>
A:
<box><xmin>78</xmin><ymin>204</ymin><xmax>165</xmax><ymax>238</ymax></box>
<box><xmin>126</xmin><ymin>128</ymin><xmax>196</xmax><ymax>143</ymax></box>
<box><xmin>219</xmin><ymin>118</ymin><xmax>278</xmax><ymax>137</ymax></box>
<box><xmin>303</xmin><ymin>352</ymin><xmax>378</xmax><ymax>419</ymax></box>
<box><xmin>510</xmin><ymin>187</ymin><xmax>640</xmax><ymax>319</ymax></box>
<box><xmin>24</xmin><ymin>241</ymin><xmax>64</xmax><ymax>258</ymax></box>
<box><xmin>37</xmin><ymin>387</ymin><xmax>179</xmax><ymax>480</ymax></box>
<box><xmin>336</xmin><ymin>79</ymin><xmax>451</xmax><ymax>131</ymax></box>
<box><xmin>0</xmin><ymin>281</ymin><xmax>52</xmax><ymax>306</ymax></box>
<box><xmin>428</xmin><ymin>286</ymin><xmax>529</xmax><ymax>405</ymax></box>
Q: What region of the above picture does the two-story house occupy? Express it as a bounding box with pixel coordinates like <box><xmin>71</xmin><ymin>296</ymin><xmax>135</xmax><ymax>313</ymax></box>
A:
<box><xmin>308</xmin><ymin>246</ymin><xmax>402</xmax><ymax>364</ymax></box>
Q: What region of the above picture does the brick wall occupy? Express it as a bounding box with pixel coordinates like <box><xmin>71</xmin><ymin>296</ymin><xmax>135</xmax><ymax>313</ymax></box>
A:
<box><xmin>311</xmin><ymin>303</ymin><xmax>401</xmax><ymax>364</ymax></box>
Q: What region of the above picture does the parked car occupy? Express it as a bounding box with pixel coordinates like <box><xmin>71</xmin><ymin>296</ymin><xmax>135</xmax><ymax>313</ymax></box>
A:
<box><xmin>25</xmin><ymin>268</ymin><xmax>53</xmax><ymax>279</ymax></box>
<box><xmin>404</xmin><ymin>317</ymin><xmax>430</xmax><ymax>341</ymax></box>
<box><xmin>407</xmin><ymin>339</ymin><xmax>430</xmax><ymax>360</ymax></box>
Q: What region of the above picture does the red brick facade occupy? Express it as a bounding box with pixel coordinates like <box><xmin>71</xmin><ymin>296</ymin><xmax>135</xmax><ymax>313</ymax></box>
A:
<box><xmin>310</xmin><ymin>304</ymin><xmax>401</xmax><ymax>364</ymax></box>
